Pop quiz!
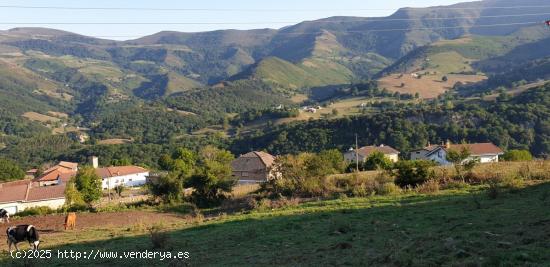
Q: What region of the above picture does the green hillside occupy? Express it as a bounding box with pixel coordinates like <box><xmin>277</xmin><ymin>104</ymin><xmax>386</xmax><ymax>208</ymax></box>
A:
<box><xmin>245</xmin><ymin>57</ymin><xmax>353</xmax><ymax>90</ymax></box>
<box><xmin>2</xmin><ymin>180</ymin><xmax>549</xmax><ymax>266</ymax></box>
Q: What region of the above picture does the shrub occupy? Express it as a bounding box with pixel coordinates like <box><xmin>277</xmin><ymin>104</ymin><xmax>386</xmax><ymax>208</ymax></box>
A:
<box><xmin>362</xmin><ymin>152</ymin><xmax>393</xmax><ymax>171</ymax></box>
<box><xmin>65</xmin><ymin>203</ymin><xmax>90</xmax><ymax>213</ymax></box>
<box><xmin>415</xmin><ymin>180</ymin><xmax>440</xmax><ymax>194</ymax></box>
<box><xmin>148</xmin><ymin>172</ymin><xmax>185</xmax><ymax>204</ymax></box>
<box><xmin>446</xmin><ymin>147</ymin><xmax>477</xmax><ymax>181</ymax></box>
<box><xmin>486</xmin><ymin>176</ymin><xmax>502</xmax><ymax>199</ymax></box>
<box><xmin>16</xmin><ymin>206</ymin><xmax>55</xmax><ymax>217</ymax></box>
<box><xmin>376</xmin><ymin>183</ymin><xmax>402</xmax><ymax>196</ymax></box>
<box><xmin>149</xmin><ymin>224</ymin><xmax>170</xmax><ymax>249</ymax></box>
<box><xmin>393</xmin><ymin>160</ymin><xmax>435</xmax><ymax>188</ymax></box>
<box><xmin>442</xmin><ymin>180</ymin><xmax>470</xmax><ymax>190</ymax></box>
<box><xmin>502</xmin><ymin>150</ymin><xmax>533</xmax><ymax>162</ymax></box>
<box><xmin>74</xmin><ymin>166</ymin><xmax>102</xmax><ymax>205</ymax></box>
<box><xmin>185</xmin><ymin>146</ymin><xmax>237</xmax><ymax>208</ymax></box>
<box><xmin>263</xmin><ymin>151</ymin><xmax>344</xmax><ymax>198</ymax></box>
<box><xmin>502</xmin><ymin>177</ymin><xmax>525</xmax><ymax>192</ymax></box>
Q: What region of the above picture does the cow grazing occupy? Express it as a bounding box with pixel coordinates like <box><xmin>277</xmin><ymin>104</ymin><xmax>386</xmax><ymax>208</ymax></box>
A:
<box><xmin>6</xmin><ymin>225</ymin><xmax>41</xmax><ymax>252</ymax></box>
<box><xmin>64</xmin><ymin>212</ymin><xmax>76</xmax><ymax>230</ymax></box>
<box><xmin>0</xmin><ymin>209</ymin><xmax>8</xmax><ymax>223</ymax></box>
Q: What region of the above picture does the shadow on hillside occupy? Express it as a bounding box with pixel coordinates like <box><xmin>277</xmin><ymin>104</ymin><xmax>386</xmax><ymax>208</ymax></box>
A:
<box><xmin>2</xmin><ymin>183</ymin><xmax>550</xmax><ymax>266</ymax></box>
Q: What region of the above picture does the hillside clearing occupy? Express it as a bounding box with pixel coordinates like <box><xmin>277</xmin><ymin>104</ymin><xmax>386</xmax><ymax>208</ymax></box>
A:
<box><xmin>22</xmin><ymin>112</ymin><xmax>61</xmax><ymax>123</ymax></box>
<box><xmin>98</xmin><ymin>139</ymin><xmax>134</xmax><ymax>145</ymax></box>
<box><xmin>378</xmin><ymin>73</ymin><xmax>486</xmax><ymax>99</ymax></box>
<box><xmin>1</xmin><ymin>182</ymin><xmax>549</xmax><ymax>266</ymax></box>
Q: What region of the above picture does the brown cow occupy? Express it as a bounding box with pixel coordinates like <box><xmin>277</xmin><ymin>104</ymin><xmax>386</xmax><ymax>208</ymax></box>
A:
<box><xmin>64</xmin><ymin>213</ymin><xmax>76</xmax><ymax>230</ymax></box>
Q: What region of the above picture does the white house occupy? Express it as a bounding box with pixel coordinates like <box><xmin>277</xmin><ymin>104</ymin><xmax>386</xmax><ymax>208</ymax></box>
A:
<box><xmin>0</xmin><ymin>180</ymin><xmax>66</xmax><ymax>215</ymax></box>
<box><xmin>344</xmin><ymin>145</ymin><xmax>400</xmax><ymax>163</ymax></box>
<box><xmin>411</xmin><ymin>142</ymin><xmax>504</xmax><ymax>165</ymax></box>
<box><xmin>96</xmin><ymin>166</ymin><xmax>150</xmax><ymax>190</ymax></box>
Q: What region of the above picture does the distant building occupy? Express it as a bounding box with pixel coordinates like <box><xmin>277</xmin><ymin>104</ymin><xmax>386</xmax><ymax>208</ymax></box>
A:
<box><xmin>344</xmin><ymin>145</ymin><xmax>400</xmax><ymax>163</ymax></box>
<box><xmin>25</xmin><ymin>169</ymin><xmax>38</xmax><ymax>179</ymax></box>
<box><xmin>411</xmin><ymin>142</ymin><xmax>504</xmax><ymax>165</ymax></box>
<box><xmin>0</xmin><ymin>179</ymin><xmax>66</xmax><ymax>215</ymax></box>
<box><xmin>35</xmin><ymin>161</ymin><xmax>78</xmax><ymax>187</ymax></box>
<box><xmin>231</xmin><ymin>151</ymin><xmax>277</xmax><ymax>183</ymax></box>
<box><xmin>95</xmin><ymin>166</ymin><xmax>150</xmax><ymax>190</ymax></box>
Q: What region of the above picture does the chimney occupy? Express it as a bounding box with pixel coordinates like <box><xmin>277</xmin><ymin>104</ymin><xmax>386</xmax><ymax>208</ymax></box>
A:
<box><xmin>445</xmin><ymin>140</ymin><xmax>452</xmax><ymax>149</ymax></box>
<box><xmin>92</xmin><ymin>156</ymin><xmax>99</xmax><ymax>169</ymax></box>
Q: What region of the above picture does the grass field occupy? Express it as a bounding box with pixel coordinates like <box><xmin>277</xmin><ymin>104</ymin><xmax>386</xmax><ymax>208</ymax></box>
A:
<box><xmin>1</xmin><ymin>178</ymin><xmax>549</xmax><ymax>266</ymax></box>
<box><xmin>378</xmin><ymin>73</ymin><xmax>486</xmax><ymax>99</ymax></box>
<box><xmin>22</xmin><ymin>112</ymin><xmax>61</xmax><ymax>123</ymax></box>
<box><xmin>98</xmin><ymin>139</ymin><xmax>134</xmax><ymax>145</ymax></box>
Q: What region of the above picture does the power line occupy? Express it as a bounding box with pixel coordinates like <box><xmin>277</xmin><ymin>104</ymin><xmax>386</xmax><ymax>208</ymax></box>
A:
<box><xmin>1</xmin><ymin>5</ymin><xmax>550</xmax><ymax>12</ymax></box>
<box><xmin>0</xmin><ymin>13</ymin><xmax>548</xmax><ymax>25</ymax></box>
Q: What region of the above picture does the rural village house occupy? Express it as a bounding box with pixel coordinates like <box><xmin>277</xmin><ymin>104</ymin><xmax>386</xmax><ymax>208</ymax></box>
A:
<box><xmin>410</xmin><ymin>141</ymin><xmax>504</xmax><ymax>165</ymax></box>
<box><xmin>344</xmin><ymin>145</ymin><xmax>400</xmax><ymax>163</ymax></box>
<box><xmin>91</xmin><ymin>156</ymin><xmax>150</xmax><ymax>190</ymax></box>
<box><xmin>231</xmin><ymin>151</ymin><xmax>277</xmax><ymax>183</ymax></box>
<box><xmin>0</xmin><ymin>158</ymin><xmax>150</xmax><ymax>214</ymax></box>
<box><xmin>0</xmin><ymin>179</ymin><xmax>66</xmax><ymax>215</ymax></box>
<box><xmin>96</xmin><ymin>166</ymin><xmax>150</xmax><ymax>190</ymax></box>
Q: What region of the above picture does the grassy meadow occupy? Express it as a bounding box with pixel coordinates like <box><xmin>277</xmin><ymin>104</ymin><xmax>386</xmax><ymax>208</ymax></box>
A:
<box><xmin>1</xmin><ymin>161</ymin><xmax>550</xmax><ymax>266</ymax></box>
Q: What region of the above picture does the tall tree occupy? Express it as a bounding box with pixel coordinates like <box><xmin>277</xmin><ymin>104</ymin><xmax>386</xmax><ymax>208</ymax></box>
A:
<box><xmin>0</xmin><ymin>158</ymin><xmax>24</xmax><ymax>182</ymax></box>
<box><xmin>74</xmin><ymin>166</ymin><xmax>102</xmax><ymax>205</ymax></box>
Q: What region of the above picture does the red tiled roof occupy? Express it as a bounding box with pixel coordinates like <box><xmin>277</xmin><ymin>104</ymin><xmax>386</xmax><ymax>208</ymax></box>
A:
<box><xmin>95</xmin><ymin>166</ymin><xmax>149</xmax><ymax>179</ymax></box>
<box><xmin>42</xmin><ymin>161</ymin><xmax>78</xmax><ymax>175</ymax></box>
<box><xmin>447</xmin><ymin>143</ymin><xmax>504</xmax><ymax>155</ymax></box>
<box><xmin>58</xmin><ymin>171</ymin><xmax>77</xmax><ymax>183</ymax></box>
<box><xmin>0</xmin><ymin>183</ymin><xmax>28</xmax><ymax>204</ymax></box>
<box><xmin>232</xmin><ymin>151</ymin><xmax>276</xmax><ymax>171</ymax></box>
<box><xmin>37</xmin><ymin>170</ymin><xmax>62</xmax><ymax>182</ymax></box>
<box><xmin>26</xmin><ymin>184</ymin><xmax>65</xmax><ymax>201</ymax></box>
<box><xmin>355</xmin><ymin>145</ymin><xmax>400</xmax><ymax>157</ymax></box>
<box><xmin>58</xmin><ymin>161</ymin><xmax>78</xmax><ymax>170</ymax></box>
<box><xmin>0</xmin><ymin>180</ymin><xmax>65</xmax><ymax>204</ymax></box>
<box><xmin>424</xmin><ymin>143</ymin><xmax>504</xmax><ymax>156</ymax></box>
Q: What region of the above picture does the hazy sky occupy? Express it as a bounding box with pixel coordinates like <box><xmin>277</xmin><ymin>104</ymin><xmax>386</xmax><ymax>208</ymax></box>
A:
<box><xmin>0</xmin><ymin>0</ymin><xmax>468</xmax><ymax>39</ymax></box>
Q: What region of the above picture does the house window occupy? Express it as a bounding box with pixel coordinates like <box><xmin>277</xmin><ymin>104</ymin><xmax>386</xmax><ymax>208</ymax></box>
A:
<box><xmin>242</xmin><ymin>172</ymin><xmax>249</xmax><ymax>177</ymax></box>
<box><xmin>438</xmin><ymin>151</ymin><xmax>442</xmax><ymax>157</ymax></box>
<box><xmin>129</xmin><ymin>179</ymin><xmax>132</xmax><ymax>182</ymax></box>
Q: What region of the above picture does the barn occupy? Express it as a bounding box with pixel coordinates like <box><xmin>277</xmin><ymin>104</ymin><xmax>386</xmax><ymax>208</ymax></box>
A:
<box><xmin>231</xmin><ymin>151</ymin><xmax>277</xmax><ymax>183</ymax></box>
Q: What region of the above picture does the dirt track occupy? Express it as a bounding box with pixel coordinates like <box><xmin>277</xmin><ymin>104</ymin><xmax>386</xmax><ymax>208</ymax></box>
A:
<box><xmin>3</xmin><ymin>211</ymin><xmax>185</xmax><ymax>232</ymax></box>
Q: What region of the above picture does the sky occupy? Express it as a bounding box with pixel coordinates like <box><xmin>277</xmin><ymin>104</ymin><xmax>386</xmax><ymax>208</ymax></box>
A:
<box><xmin>0</xmin><ymin>0</ymin><xmax>468</xmax><ymax>40</ymax></box>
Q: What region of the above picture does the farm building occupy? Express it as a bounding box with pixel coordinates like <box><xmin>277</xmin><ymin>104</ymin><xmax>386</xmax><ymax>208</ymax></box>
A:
<box><xmin>231</xmin><ymin>151</ymin><xmax>277</xmax><ymax>183</ymax></box>
<box><xmin>95</xmin><ymin>166</ymin><xmax>150</xmax><ymax>190</ymax></box>
<box><xmin>344</xmin><ymin>145</ymin><xmax>400</xmax><ymax>163</ymax></box>
<box><xmin>410</xmin><ymin>142</ymin><xmax>504</xmax><ymax>165</ymax></box>
<box><xmin>34</xmin><ymin>161</ymin><xmax>79</xmax><ymax>186</ymax></box>
<box><xmin>0</xmin><ymin>179</ymin><xmax>66</xmax><ymax>215</ymax></box>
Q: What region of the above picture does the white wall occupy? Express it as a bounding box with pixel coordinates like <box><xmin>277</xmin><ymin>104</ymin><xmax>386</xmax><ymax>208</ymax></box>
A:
<box><xmin>101</xmin><ymin>172</ymin><xmax>149</xmax><ymax>190</ymax></box>
<box><xmin>0</xmin><ymin>198</ymin><xmax>66</xmax><ymax>215</ymax></box>
<box><xmin>0</xmin><ymin>203</ymin><xmax>19</xmax><ymax>215</ymax></box>
<box><xmin>416</xmin><ymin>148</ymin><xmax>500</xmax><ymax>165</ymax></box>
<box><xmin>21</xmin><ymin>198</ymin><xmax>66</xmax><ymax>211</ymax></box>
<box><xmin>344</xmin><ymin>152</ymin><xmax>399</xmax><ymax>163</ymax></box>
<box><xmin>479</xmin><ymin>155</ymin><xmax>499</xmax><ymax>163</ymax></box>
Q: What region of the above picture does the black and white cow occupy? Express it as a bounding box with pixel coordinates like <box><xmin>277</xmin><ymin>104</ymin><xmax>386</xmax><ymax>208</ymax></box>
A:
<box><xmin>6</xmin><ymin>225</ymin><xmax>41</xmax><ymax>252</ymax></box>
<box><xmin>0</xmin><ymin>209</ymin><xmax>8</xmax><ymax>223</ymax></box>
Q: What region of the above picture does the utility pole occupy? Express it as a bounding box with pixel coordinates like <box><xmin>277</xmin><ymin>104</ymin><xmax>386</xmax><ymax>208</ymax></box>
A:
<box><xmin>355</xmin><ymin>133</ymin><xmax>359</xmax><ymax>173</ymax></box>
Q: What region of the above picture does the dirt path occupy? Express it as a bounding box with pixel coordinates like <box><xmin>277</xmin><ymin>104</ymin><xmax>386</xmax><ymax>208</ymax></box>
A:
<box><xmin>3</xmin><ymin>211</ymin><xmax>185</xmax><ymax>232</ymax></box>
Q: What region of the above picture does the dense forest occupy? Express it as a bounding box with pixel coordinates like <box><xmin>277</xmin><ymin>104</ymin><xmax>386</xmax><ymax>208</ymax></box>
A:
<box><xmin>231</xmin><ymin>83</ymin><xmax>550</xmax><ymax>158</ymax></box>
